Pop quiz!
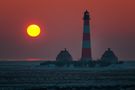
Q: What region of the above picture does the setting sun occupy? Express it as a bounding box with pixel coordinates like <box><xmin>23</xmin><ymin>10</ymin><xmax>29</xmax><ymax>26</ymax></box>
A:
<box><xmin>27</xmin><ymin>24</ymin><xmax>41</xmax><ymax>37</ymax></box>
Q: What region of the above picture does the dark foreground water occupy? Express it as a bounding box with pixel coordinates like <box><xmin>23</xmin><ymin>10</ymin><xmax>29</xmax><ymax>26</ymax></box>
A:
<box><xmin>0</xmin><ymin>61</ymin><xmax>135</xmax><ymax>90</ymax></box>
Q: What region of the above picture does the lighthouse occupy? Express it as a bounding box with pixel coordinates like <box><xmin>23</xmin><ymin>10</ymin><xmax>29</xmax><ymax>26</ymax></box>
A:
<box><xmin>81</xmin><ymin>10</ymin><xmax>92</xmax><ymax>61</ymax></box>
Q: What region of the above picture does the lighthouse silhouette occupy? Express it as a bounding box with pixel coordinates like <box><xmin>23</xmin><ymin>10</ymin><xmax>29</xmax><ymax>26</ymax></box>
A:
<box><xmin>81</xmin><ymin>10</ymin><xmax>92</xmax><ymax>61</ymax></box>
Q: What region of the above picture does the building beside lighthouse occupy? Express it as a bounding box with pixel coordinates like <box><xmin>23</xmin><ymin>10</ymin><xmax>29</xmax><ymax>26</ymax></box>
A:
<box><xmin>99</xmin><ymin>48</ymin><xmax>118</xmax><ymax>66</ymax></box>
<box><xmin>56</xmin><ymin>48</ymin><xmax>73</xmax><ymax>62</ymax></box>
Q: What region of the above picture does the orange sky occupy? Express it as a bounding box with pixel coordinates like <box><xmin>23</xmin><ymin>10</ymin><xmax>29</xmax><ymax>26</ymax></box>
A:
<box><xmin>92</xmin><ymin>0</ymin><xmax>135</xmax><ymax>60</ymax></box>
<box><xmin>0</xmin><ymin>0</ymin><xmax>135</xmax><ymax>60</ymax></box>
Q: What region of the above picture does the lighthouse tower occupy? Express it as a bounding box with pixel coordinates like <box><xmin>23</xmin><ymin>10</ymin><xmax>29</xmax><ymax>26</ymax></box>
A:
<box><xmin>81</xmin><ymin>10</ymin><xmax>92</xmax><ymax>61</ymax></box>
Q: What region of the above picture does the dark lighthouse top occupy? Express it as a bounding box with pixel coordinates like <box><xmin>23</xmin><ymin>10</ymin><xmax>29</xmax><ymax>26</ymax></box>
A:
<box><xmin>83</xmin><ymin>10</ymin><xmax>90</xmax><ymax>20</ymax></box>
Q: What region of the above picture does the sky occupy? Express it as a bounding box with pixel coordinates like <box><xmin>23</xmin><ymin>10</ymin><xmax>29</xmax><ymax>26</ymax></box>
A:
<box><xmin>0</xmin><ymin>0</ymin><xmax>135</xmax><ymax>61</ymax></box>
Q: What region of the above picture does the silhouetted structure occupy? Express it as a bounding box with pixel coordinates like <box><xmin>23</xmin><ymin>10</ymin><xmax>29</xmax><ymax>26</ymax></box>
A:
<box><xmin>56</xmin><ymin>48</ymin><xmax>73</xmax><ymax>62</ymax></box>
<box><xmin>81</xmin><ymin>10</ymin><xmax>92</xmax><ymax>61</ymax></box>
<box><xmin>100</xmin><ymin>48</ymin><xmax>118</xmax><ymax>66</ymax></box>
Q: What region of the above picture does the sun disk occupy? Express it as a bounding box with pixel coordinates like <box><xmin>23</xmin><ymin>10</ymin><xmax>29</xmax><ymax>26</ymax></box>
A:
<box><xmin>27</xmin><ymin>24</ymin><xmax>41</xmax><ymax>37</ymax></box>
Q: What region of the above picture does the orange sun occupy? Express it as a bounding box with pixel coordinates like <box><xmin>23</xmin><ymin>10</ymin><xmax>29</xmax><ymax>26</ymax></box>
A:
<box><xmin>27</xmin><ymin>24</ymin><xmax>41</xmax><ymax>37</ymax></box>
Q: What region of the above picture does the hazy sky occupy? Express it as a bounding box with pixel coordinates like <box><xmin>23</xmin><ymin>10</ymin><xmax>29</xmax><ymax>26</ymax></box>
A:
<box><xmin>0</xmin><ymin>0</ymin><xmax>135</xmax><ymax>61</ymax></box>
